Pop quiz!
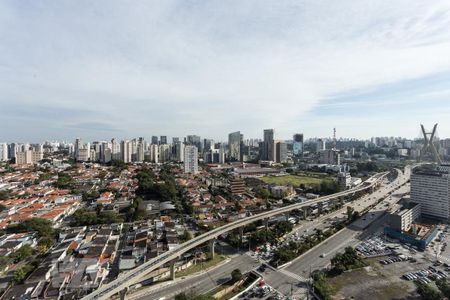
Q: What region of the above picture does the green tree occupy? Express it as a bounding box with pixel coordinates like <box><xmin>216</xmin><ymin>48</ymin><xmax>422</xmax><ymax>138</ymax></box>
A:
<box><xmin>415</xmin><ymin>282</ymin><xmax>443</xmax><ymax>300</ymax></box>
<box><xmin>37</xmin><ymin>236</ymin><xmax>54</xmax><ymax>255</ymax></box>
<box><xmin>13</xmin><ymin>264</ymin><xmax>36</xmax><ymax>283</ymax></box>
<box><xmin>231</xmin><ymin>268</ymin><xmax>243</xmax><ymax>282</ymax></box>
<box><xmin>7</xmin><ymin>218</ymin><xmax>54</xmax><ymax>238</ymax></box>
<box><xmin>180</xmin><ymin>230</ymin><xmax>193</xmax><ymax>242</ymax></box>
<box><xmin>274</xmin><ymin>221</ymin><xmax>294</xmax><ymax>237</ymax></box>
<box><xmin>436</xmin><ymin>278</ymin><xmax>450</xmax><ymax>298</ymax></box>
<box><xmin>12</xmin><ymin>245</ymin><xmax>33</xmax><ymax>263</ymax></box>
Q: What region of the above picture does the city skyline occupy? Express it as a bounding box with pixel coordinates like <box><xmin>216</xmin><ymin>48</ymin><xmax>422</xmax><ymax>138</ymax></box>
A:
<box><xmin>1</xmin><ymin>1</ymin><xmax>450</xmax><ymax>141</ymax></box>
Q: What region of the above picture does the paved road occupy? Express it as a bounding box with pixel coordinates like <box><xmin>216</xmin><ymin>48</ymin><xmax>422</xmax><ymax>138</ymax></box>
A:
<box><xmin>130</xmin><ymin>254</ymin><xmax>259</xmax><ymax>300</ymax></box>
<box><xmin>129</xmin><ymin>171</ymin><xmax>401</xmax><ymax>300</ymax></box>
<box><xmin>275</xmin><ymin>167</ymin><xmax>411</xmax><ymax>292</ymax></box>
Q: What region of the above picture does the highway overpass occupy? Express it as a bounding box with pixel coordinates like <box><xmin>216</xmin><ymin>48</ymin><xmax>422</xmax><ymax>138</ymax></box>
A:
<box><xmin>82</xmin><ymin>172</ymin><xmax>389</xmax><ymax>300</ymax></box>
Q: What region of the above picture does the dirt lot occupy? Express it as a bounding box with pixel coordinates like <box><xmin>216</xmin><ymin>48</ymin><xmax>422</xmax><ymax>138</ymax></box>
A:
<box><xmin>327</xmin><ymin>256</ymin><xmax>429</xmax><ymax>300</ymax></box>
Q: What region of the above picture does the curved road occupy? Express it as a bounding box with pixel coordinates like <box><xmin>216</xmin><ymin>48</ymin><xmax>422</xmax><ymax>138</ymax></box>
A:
<box><xmin>82</xmin><ymin>172</ymin><xmax>389</xmax><ymax>300</ymax></box>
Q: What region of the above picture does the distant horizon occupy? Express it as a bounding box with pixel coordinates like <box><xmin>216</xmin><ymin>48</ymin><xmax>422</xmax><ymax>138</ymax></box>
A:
<box><xmin>1</xmin><ymin>130</ymin><xmax>444</xmax><ymax>145</ymax></box>
<box><xmin>1</xmin><ymin>1</ymin><xmax>450</xmax><ymax>141</ymax></box>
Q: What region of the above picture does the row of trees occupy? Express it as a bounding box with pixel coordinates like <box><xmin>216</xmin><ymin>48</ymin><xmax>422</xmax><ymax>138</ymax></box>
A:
<box><xmin>70</xmin><ymin>208</ymin><xmax>123</xmax><ymax>226</ymax></box>
<box><xmin>249</xmin><ymin>221</ymin><xmax>293</xmax><ymax>245</ymax></box>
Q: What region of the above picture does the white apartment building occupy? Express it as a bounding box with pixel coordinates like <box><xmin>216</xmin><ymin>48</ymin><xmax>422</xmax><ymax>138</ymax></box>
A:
<box><xmin>411</xmin><ymin>169</ymin><xmax>450</xmax><ymax>220</ymax></box>
<box><xmin>0</xmin><ymin>143</ymin><xmax>7</xmax><ymax>161</ymax></box>
<box><xmin>184</xmin><ymin>145</ymin><xmax>198</xmax><ymax>174</ymax></box>
<box><xmin>120</xmin><ymin>140</ymin><xmax>132</xmax><ymax>163</ymax></box>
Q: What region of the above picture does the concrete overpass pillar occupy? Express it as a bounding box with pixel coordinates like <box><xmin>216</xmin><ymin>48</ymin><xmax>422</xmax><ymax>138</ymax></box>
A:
<box><xmin>209</xmin><ymin>239</ymin><xmax>216</xmax><ymax>259</ymax></box>
<box><xmin>284</xmin><ymin>212</ymin><xmax>289</xmax><ymax>221</ymax></box>
<box><xmin>119</xmin><ymin>287</ymin><xmax>129</xmax><ymax>300</ymax></box>
<box><xmin>170</xmin><ymin>260</ymin><xmax>176</xmax><ymax>280</ymax></box>
<box><xmin>264</xmin><ymin>218</ymin><xmax>269</xmax><ymax>230</ymax></box>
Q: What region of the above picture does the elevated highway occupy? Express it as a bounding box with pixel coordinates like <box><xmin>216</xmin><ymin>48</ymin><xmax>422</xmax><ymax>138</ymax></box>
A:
<box><xmin>82</xmin><ymin>172</ymin><xmax>390</xmax><ymax>300</ymax></box>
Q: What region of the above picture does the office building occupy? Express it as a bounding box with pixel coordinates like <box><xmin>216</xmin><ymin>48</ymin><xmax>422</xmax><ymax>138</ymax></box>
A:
<box><xmin>228</xmin><ymin>131</ymin><xmax>242</xmax><ymax>161</ymax></box>
<box><xmin>151</xmin><ymin>136</ymin><xmax>158</xmax><ymax>145</ymax></box>
<box><xmin>275</xmin><ymin>141</ymin><xmax>288</xmax><ymax>163</ymax></box>
<box><xmin>293</xmin><ymin>134</ymin><xmax>304</xmax><ymax>157</ymax></box>
<box><xmin>0</xmin><ymin>143</ymin><xmax>7</xmax><ymax>161</ymax></box>
<box><xmin>184</xmin><ymin>145</ymin><xmax>198</xmax><ymax>174</ymax></box>
<box><xmin>316</xmin><ymin>139</ymin><xmax>326</xmax><ymax>152</ymax></box>
<box><xmin>411</xmin><ymin>167</ymin><xmax>450</xmax><ymax>220</ymax></box>
<box><xmin>262</xmin><ymin>129</ymin><xmax>274</xmax><ymax>161</ymax></box>
<box><xmin>319</xmin><ymin>149</ymin><xmax>340</xmax><ymax>165</ymax></box>
<box><xmin>175</xmin><ymin>141</ymin><xmax>184</xmax><ymax>162</ymax></box>
<box><xmin>186</xmin><ymin>135</ymin><xmax>202</xmax><ymax>152</ymax></box>
<box><xmin>160</xmin><ymin>136</ymin><xmax>167</xmax><ymax>145</ymax></box>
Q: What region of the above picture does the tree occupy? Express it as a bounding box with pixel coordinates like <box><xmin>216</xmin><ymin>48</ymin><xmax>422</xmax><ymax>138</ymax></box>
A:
<box><xmin>180</xmin><ymin>230</ymin><xmax>193</xmax><ymax>242</ymax></box>
<box><xmin>274</xmin><ymin>221</ymin><xmax>294</xmax><ymax>237</ymax></box>
<box><xmin>0</xmin><ymin>256</ymin><xmax>12</xmax><ymax>270</ymax></box>
<box><xmin>330</xmin><ymin>247</ymin><xmax>366</xmax><ymax>275</ymax></box>
<box><xmin>231</xmin><ymin>268</ymin><xmax>243</xmax><ymax>282</ymax></box>
<box><xmin>37</xmin><ymin>236</ymin><xmax>54</xmax><ymax>255</ymax></box>
<box><xmin>12</xmin><ymin>245</ymin><xmax>33</xmax><ymax>263</ymax></box>
<box><xmin>436</xmin><ymin>278</ymin><xmax>450</xmax><ymax>298</ymax></box>
<box><xmin>415</xmin><ymin>282</ymin><xmax>443</xmax><ymax>300</ymax></box>
<box><xmin>256</xmin><ymin>188</ymin><xmax>270</xmax><ymax>200</ymax></box>
<box><xmin>7</xmin><ymin>218</ymin><xmax>54</xmax><ymax>238</ymax></box>
<box><xmin>13</xmin><ymin>264</ymin><xmax>36</xmax><ymax>283</ymax></box>
<box><xmin>346</xmin><ymin>206</ymin><xmax>354</xmax><ymax>221</ymax></box>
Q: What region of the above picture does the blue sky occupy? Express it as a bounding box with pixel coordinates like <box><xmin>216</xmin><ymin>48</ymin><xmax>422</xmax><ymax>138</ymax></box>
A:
<box><xmin>1</xmin><ymin>1</ymin><xmax>450</xmax><ymax>142</ymax></box>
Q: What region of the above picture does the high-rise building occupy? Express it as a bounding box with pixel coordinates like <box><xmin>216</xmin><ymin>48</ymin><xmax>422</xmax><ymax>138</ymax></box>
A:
<box><xmin>262</xmin><ymin>129</ymin><xmax>275</xmax><ymax>161</ymax></box>
<box><xmin>411</xmin><ymin>167</ymin><xmax>450</xmax><ymax>220</ymax></box>
<box><xmin>120</xmin><ymin>140</ymin><xmax>132</xmax><ymax>163</ymax></box>
<box><xmin>228</xmin><ymin>131</ymin><xmax>242</xmax><ymax>161</ymax></box>
<box><xmin>175</xmin><ymin>141</ymin><xmax>185</xmax><ymax>162</ymax></box>
<box><xmin>186</xmin><ymin>135</ymin><xmax>202</xmax><ymax>152</ymax></box>
<box><xmin>184</xmin><ymin>145</ymin><xmax>198</xmax><ymax>174</ymax></box>
<box><xmin>293</xmin><ymin>134</ymin><xmax>304</xmax><ymax>157</ymax></box>
<box><xmin>0</xmin><ymin>143</ymin><xmax>8</xmax><ymax>161</ymax></box>
<box><xmin>275</xmin><ymin>141</ymin><xmax>288</xmax><ymax>163</ymax></box>
<box><xmin>160</xmin><ymin>136</ymin><xmax>167</xmax><ymax>145</ymax></box>
<box><xmin>149</xmin><ymin>144</ymin><xmax>159</xmax><ymax>163</ymax></box>
<box><xmin>159</xmin><ymin>144</ymin><xmax>171</xmax><ymax>162</ymax></box>
<box><xmin>74</xmin><ymin>138</ymin><xmax>82</xmax><ymax>160</ymax></box>
<box><xmin>137</xmin><ymin>137</ymin><xmax>145</xmax><ymax>162</ymax></box>
<box><xmin>151</xmin><ymin>136</ymin><xmax>158</xmax><ymax>145</ymax></box>
<box><xmin>316</xmin><ymin>139</ymin><xmax>326</xmax><ymax>152</ymax></box>
<box><xmin>203</xmin><ymin>139</ymin><xmax>214</xmax><ymax>152</ymax></box>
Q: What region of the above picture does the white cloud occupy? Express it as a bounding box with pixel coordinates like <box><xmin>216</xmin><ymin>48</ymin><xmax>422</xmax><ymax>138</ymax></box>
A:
<box><xmin>1</xmin><ymin>0</ymin><xmax>450</xmax><ymax>141</ymax></box>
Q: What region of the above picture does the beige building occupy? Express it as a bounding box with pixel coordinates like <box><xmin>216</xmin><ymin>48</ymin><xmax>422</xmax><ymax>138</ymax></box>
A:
<box><xmin>16</xmin><ymin>150</ymin><xmax>43</xmax><ymax>165</ymax></box>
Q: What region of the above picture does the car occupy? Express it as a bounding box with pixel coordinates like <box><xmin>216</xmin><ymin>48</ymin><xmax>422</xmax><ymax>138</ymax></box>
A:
<box><xmin>320</xmin><ymin>253</ymin><xmax>326</xmax><ymax>258</ymax></box>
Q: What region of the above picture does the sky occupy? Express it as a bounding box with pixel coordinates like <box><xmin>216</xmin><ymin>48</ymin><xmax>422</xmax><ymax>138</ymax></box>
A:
<box><xmin>1</xmin><ymin>1</ymin><xmax>450</xmax><ymax>142</ymax></box>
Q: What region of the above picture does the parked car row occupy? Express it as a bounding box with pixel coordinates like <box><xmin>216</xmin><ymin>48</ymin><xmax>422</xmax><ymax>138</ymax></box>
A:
<box><xmin>356</xmin><ymin>237</ymin><xmax>393</xmax><ymax>257</ymax></box>
<box><xmin>403</xmin><ymin>266</ymin><xmax>449</xmax><ymax>283</ymax></box>
<box><xmin>380</xmin><ymin>255</ymin><xmax>410</xmax><ymax>265</ymax></box>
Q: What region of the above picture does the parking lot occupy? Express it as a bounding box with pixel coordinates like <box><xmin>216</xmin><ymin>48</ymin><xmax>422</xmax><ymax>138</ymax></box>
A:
<box><xmin>356</xmin><ymin>236</ymin><xmax>394</xmax><ymax>257</ymax></box>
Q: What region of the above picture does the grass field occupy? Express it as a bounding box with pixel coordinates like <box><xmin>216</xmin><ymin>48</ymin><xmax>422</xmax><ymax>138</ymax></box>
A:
<box><xmin>259</xmin><ymin>174</ymin><xmax>328</xmax><ymax>187</ymax></box>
